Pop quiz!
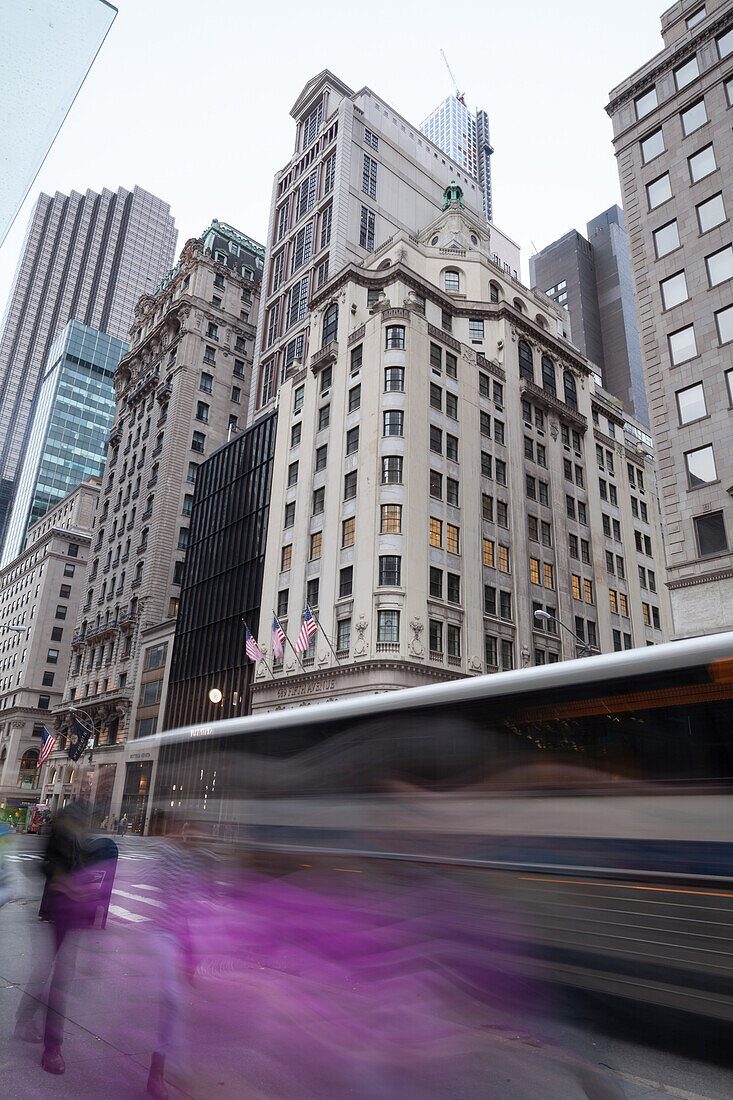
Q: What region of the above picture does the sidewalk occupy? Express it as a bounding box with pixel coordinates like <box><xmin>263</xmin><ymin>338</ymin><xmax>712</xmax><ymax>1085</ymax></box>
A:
<box><xmin>0</xmin><ymin>845</ymin><xmax>673</xmax><ymax>1099</ymax></box>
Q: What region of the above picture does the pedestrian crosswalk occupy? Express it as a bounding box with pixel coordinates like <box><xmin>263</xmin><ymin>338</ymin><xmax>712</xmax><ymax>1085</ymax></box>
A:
<box><xmin>108</xmin><ymin>884</ymin><xmax>163</xmax><ymax>924</ymax></box>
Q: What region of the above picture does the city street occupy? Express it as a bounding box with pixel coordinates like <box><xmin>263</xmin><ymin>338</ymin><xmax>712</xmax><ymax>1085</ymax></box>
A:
<box><xmin>2</xmin><ymin>835</ymin><xmax>732</xmax><ymax>1100</ymax></box>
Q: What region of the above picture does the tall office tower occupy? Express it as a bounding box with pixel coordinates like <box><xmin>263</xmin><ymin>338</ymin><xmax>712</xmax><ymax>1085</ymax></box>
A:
<box><xmin>420</xmin><ymin>96</ymin><xmax>494</xmax><ymax>222</ymax></box>
<box><xmin>50</xmin><ymin>222</ymin><xmax>263</xmax><ymax>832</ymax></box>
<box><xmin>0</xmin><ymin>184</ymin><xmax>177</xmax><ymax>556</ymax></box>
<box><xmin>0</xmin><ymin>477</ymin><xmax>99</xmax><ymax>816</ymax></box>
<box><xmin>249</xmin><ymin>186</ymin><xmax>671</xmax><ymax>711</ymax></box>
<box><xmin>607</xmin><ymin>1</ymin><xmax>733</xmax><ymax>637</ymax></box>
<box><xmin>249</xmin><ymin>71</ymin><xmax>517</xmax><ymax>426</ymax></box>
<box><xmin>1</xmin><ymin>321</ymin><xmax>126</xmax><ymax>567</ymax></box>
<box><xmin>530</xmin><ymin>206</ymin><xmax>648</xmax><ymax>425</ymax></box>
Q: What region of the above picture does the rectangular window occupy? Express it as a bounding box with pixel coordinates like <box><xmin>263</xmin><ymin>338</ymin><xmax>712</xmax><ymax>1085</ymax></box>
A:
<box><xmin>384</xmin><ymin>410</ymin><xmax>403</xmax><ymax>436</ymax></box>
<box><xmin>342</xmin><ymin>517</ymin><xmax>355</xmax><ymax>547</ymax></box>
<box><xmin>669</xmin><ymin>324</ymin><xmax>697</xmax><ymax>365</ymax></box>
<box><xmin>694</xmin><ymin>511</ymin><xmax>728</xmax><ymax>556</ymax></box>
<box><xmin>654</xmin><ymin>220</ymin><xmax>680</xmax><ymax>258</ymax></box>
<box><xmin>689</xmin><ymin>144</ymin><xmax>716</xmax><ymax>183</ymax></box>
<box><xmin>288</xmin><ymin>461</ymin><xmax>299</xmax><ymax>487</ymax></box>
<box><xmin>647</xmin><ymin>172</ymin><xmax>672</xmax><ymax>209</ymax></box>
<box><xmin>196</xmin><ymin>401</ymin><xmax>209</xmax><ymax>422</ymax></box>
<box><xmin>447</xmin><ymin>573</ymin><xmax>460</xmax><ymax>604</ymax></box>
<box><xmin>348</xmin><ymin>385</ymin><xmax>361</xmax><ymax>412</ymax></box>
<box><xmin>359</xmin><ymin>206</ymin><xmax>375</xmax><ymax>251</ymax></box>
<box><xmin>446</xmin><ymin>478</ymin><xmax>459</xmax><ymax>506</ymax></box>
<box><xmin>543</xmin><ymin>562</ymin><xmax>554</xmax><ymax>588</ymax></box>
<box><xmin>446</xmin><ymin>434</ymin><xmax>458</xmax><ymax>461</ymax></box>
<box><xmin>429</xmin><ymin>619</ymin><xmax>443</xmax><ymax>654</ymax></box>
<box><xmin>697</xmin><ymin>192</ymin><xmax>726</xmax><ymax>233</ymax></box>
<box><xmin>312</xmin><ymin>487</ymin><xmax>325</xmax><ymax>515</ymax></box>
<box><xmin>446</xmin><ymin>392</ymin><xmax>458</xmax><ymax>420</ymax></box>
<box><xmin>382</xmin><ymin>455</ymin><xmax>403</xmax><ymax>484</ymax></box>
<box><xmin>362</xmin><ymin>153</ymin><xmax>378</xmax><ymax>198</ymax></box>
<box><xmin>483</xmin><ymin>538</ymin><xmax>495</xmax><ymax>567</ymax></box>
<box><xmin>277</xmin><ymin>590</ymin><xmax>289</xmax><ymax>618</ymax></box>
<box><xmin>346</xmin><ymin>426</ymin><xmax>359</xmax><ymax>455</ymax></box>
<box><xmin>482</xmin><ymin>494</ymin><xmax>493</xmax><ymax>522</ymax></box>
<box><xmin>501</xmin><ymin>639</ymin><xmax>514</xmax><ymax>671</ymax></box>
<box><xmin>320</xmin><ymin>202</ymin><xmax>333</xmax><ymax>249</ymax></box>
<box><xmin>469</xmin><ymin>319</ymin><xmax>484</xmax><ymax>340</ymax></box>
<box><xmin>681</xmin><ymin>98</ymin><xmax>707</xmax><ymax>136</ymax></box>
<box><xmin>384</xmin><ymin>366</ymin><xmax>404</xmax><ymax>392</ymax></box>
<box><xmin>200</xmin><ymin>372</ymin><xmax>213</xmax><ymax>393</ymax></box>
<box><xmin>315</xmin><ymin>444</ymin><xmax>327</xmax><ymax>471</ymax></box>
<box><xmin>381</xmin><ymin>504</ymin><xmax>402</xmax><ymax>533</ymax></box>
<box><xmin>284</xmin><ymin>501</ymin><xmax>295</xmax><ymax>527</ymax></box>
<box><xmin>484</xmin><ymin>585</ymin><xmax>497</xmax><ymax>616</ymax></box>
<box><xmin>641</xmin><ymin>127</ymin><xmax>664</xmax><ymax>163</ymax></box>
<box><xmin>430</xmin><ymin>383</ymin><xmax>442</xmax><ymax>410</ymax></box>
<box><xmin>572</xmin><ymin>574</ymin><xmax>581</xmax><ymax>600</ymax></box>
<box><xmin>718</xmin><ymin>27</ymin><xmax>733</xmax><ymax>57</ymax></box>
<box><xmin>446</xmin><ymin>524</ymin><xmax>460</xmax><ymax>554</ymax></box>
<box><xmin>706</xmin><ymin>245</ymin><xmax>733</xmax><ymax>287</ymax></box>
<box><xmin>635</xmin><ymin>87</ymin><xmax>658</xmax><ymax>119</ymax></box>
<box><xmin>499</xmin><ymin>590</ymin><xmax>512</xmax><ymax>620</ymax></box>
<box><xmin>377</xmin><ymin>609</ymin><xmax>399</xmax><ymax>643</ymax></box>
<box><xmin>307</xmin><ymin>578</ymin><xmax>320</xmax><ymax>608</ymax></box>
<box><xmin>446</xmin><ymin>353</ymin><xmax>457</xmax><ymax>378</ymax></box>
<box><xmin>677</xmin><ymin>381</ymin><xmax>707</xmax><ymax>425</ymax></box>
<box><xmin>660</xmin><ymin>270</ymin><xmax>688</xmax><ymax>310</ymax></box>
<box><xmin>430</xmin><ymin>343</ymin><xmax>442</xmax><ymax>371</ymax></box>
<box><xmin>318</xmin><ymin>405</ymin><xmax>330</xmax><ymax>430</ymax></box>
<box><xmin>481</xmin><ymin>452</ymin><xmax>492</xmax><ymax>478</ymax></box>
<box><xmin>429</xmin><ymin>517</ymin><xmax>443</xmax><ymax>548</ymax></box>
<box><xmin>337</xmin><ymin>619</ymin><xmax>351</xmax><ymax>651</ymax></box>
<box><xmin>496</xmin><ymin>460</ymin><xmax>507</xmax><ymax>486</ymax></box>
<box><xmin>385</xmin><ymin>325</ymin><xmax>405</xmax><ymax>349</ymax></box>
<box><xmin>430</xmin><ymin>567</ymin><xmax>443</xmax><ymax>599</ymax></box>
<box><xmin>281</xmin><ymin>544</ymin><xmax>292</xmax><ymax>571</ymax></box>
<box><xmin>447</xmin><ymin>624</ymin><xmax>461</xmax><ymax>658</ymax></box>
<box><xmin>351</xmin><ymin>344</ymin><xmax>363</xmax><ymax>373</ymax></box>
<box><xmin>485</xmin><ymin>635</ymin><xmax>497</xmax><ymax>668</ymax></box>
<box><xmin>686</xmin><ymin>444</ymin><xmax>717</xmax><ymax>487</ymax></box>
<box><xmin>716</xmin><ymin>304</ymin><xmax>733</xmax><ymax>344</ymax></box>
<box><xmin>675</xmin><ymin>56</ymin><xmax>699</xmax><ymax>91</ymax></box>
<box><xmin>339</xmin><ymin>565</ymin><xmax>353</xmax><ymax>598</ymax></box>
<box><xmin>609</xmin><ymin>589</ymin><xmax>618</xmax><ymax>614</ymax></box>
<box><xmin>343</xmin><ymin>470</ymin><xmax>358</xmax><ymax>500</ymax></box>
<box><xmin>379</xmin><ymin>555</ymin><xmax>401</xmax><ymax>586</ymax></box>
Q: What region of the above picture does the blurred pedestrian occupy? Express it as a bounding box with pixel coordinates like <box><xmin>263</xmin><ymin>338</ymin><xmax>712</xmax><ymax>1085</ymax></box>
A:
<box><xmin>117</xmin><ymin>814</ymin><xmax>128</xmax><ymax>836</ymax></box>
<box><xmin>144</xmin><ymin>823</ymin><xmax>206</xmax><ymax>1100</ymax></box>
<box><xmin>14</xmin><ymin>804</ymin><xmax>93</xmax><ymax>1074</ymax></box>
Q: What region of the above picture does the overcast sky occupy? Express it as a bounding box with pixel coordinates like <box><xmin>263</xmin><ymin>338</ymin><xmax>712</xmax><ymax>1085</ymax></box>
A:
<box><xmin>0</xmin><ymin>0</ymin><xmax>666</xmax><ymax>310</ymax></box>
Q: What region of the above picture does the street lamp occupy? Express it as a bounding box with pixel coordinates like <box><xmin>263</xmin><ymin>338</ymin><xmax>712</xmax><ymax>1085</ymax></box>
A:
<box><xmin>533</xmin><ymin>609</ymin><xmax>593</xmax><ymax>657</ymax></box>
<box><xmin>1</xmin><ymin>625</ymin><xmax>24</xmax><ymax>633</ymax></box>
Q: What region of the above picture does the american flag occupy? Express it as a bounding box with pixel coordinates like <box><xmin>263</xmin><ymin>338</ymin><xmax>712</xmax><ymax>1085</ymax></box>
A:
<box><xmin>294</xmin><ymin>605</ymin><xmax>318</xmax><ymax>653</ymax></box>
<box><xmin>272</xmin><ymin>616</ymin><xmax>286</xmax><ymax>660</ymax></box>
<box><xmin>244</xmin><ymin>625</ymin><xmax>264</xmax><ymax>662</ymax></box>
<box><xmin>38</xmin><ymin>727</ymin><xmax>56</xmax><ymax>766</ymax></box>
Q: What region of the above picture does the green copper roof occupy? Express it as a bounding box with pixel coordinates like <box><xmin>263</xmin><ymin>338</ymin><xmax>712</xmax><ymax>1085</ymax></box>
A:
<box><xmin>201</xmin><ymin>219</ymin><xmax>265</xmax><ymax>260</ymax></box>
<box><xmin>442</xmin><ymin>180</ymin><xmax>464</xmax><ymax>210</ymax></box>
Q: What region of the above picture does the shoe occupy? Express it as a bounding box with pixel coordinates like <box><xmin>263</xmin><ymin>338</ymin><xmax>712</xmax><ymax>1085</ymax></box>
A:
<box><xmin>13</xmin><ymin>1020</ymin><xmax>43</xmax><ymax>1043</ymax></box>
<box><xmin>147</xmin><ymin>1051</ymin><xmax>168</xmax><ymax>1100</ymax></box>
<box><xmin>41</xmin><ymin>1048</ymin><xmax>66</xmax><ymax>1075</ymax></box>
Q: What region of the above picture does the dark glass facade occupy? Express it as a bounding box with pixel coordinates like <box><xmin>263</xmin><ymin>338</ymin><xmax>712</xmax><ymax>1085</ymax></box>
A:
<box><xmin>164</xmin><ymin>411</ymin><xmax>276</xmax><ymax>731</ymax></box>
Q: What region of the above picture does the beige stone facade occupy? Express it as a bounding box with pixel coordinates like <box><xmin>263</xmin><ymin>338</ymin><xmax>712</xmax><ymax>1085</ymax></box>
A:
<box><xmin>0</xmin><ymin>478</ymin><xmax>98</xmax><ymax>813</ymax></box>
<box><xmin>248</xmin><ymin>70</ymin><xmax>523</xmax><ymax>427</ymax></box>
<box><xmin>251</xmin><ymin>194</ymin><xmax>672</xmax><ymax>712</ymax></box>
<box><xmin>48</xmin><ymin>224</ymin><xmax>262</xmax><ymax>828</ymax></box>
<box><xmin>607</xmin><ymin>0</ymin><xmax>733</xmax><ymax>636</ymax></box>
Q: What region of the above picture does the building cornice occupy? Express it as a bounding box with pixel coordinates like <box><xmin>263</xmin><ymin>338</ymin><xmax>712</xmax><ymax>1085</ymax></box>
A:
<box><xmin>667</xmin><ymin>565</ymin><xmax>733</xmax><ymax>589</ymax></box>
<box><xmin>606</xmin><ymin>9</ymin><xmax>733</xmax><ymax>115</ymax></box>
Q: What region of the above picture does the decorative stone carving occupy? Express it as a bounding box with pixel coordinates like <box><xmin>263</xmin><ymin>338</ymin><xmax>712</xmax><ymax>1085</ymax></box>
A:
<box><xmin>469</xmin><ymin>656</ymin><xmax>483</xmax><ymax>673</ymax></box>
<box><xmin>461</xmin><ymin>347</ymin><xmax>476</xmax><ymax>365</ymax></box>
<box><xmin>353</xmin><ymin>615</ymin><xmax>369</xmax><ymax>657</ymax></box>
<box><xmin>286</xmin><ymin>659</ymin><xmax>295</xmax><ymax>672</ymax></box>
<box><xmin>549</xmin><ymin>417</ymin><xmax>559</xmax><ymax>441</ymax></box>
<box><xmin>408</xmin><ymin>618</ymin><xmax>424</xmax><ymax>658</ymax></box>
<box><xmin>318</xmin><ymin>650</ymin><xmax>329</xmax><ymax>667</ymax></box>
<box><xmin>521</xmin><ymin>645</ymin><xmax>531</xmax><ymax>668</ymax></box>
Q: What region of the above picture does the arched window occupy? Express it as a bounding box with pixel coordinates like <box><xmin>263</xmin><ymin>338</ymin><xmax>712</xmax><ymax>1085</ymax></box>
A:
<box><xmin>378</xmin><ymin>258</ymin><xmax>391</xmax><ymax>270</ymax></box>
<box><xmin>444</xmin><ymin>269</ymin><xmax>460</xmax><ymax>292</ymax></box>
<box><xmin>18</xmin><ymin>749</ymin><xmax>39</xmax><ymax>790</ymax></box>
<box><xmin>489</xmin><ymin>282</ymin><xmax>501</xmax><ymax>303</ymax></box>
<box><xmin>518</xmin><ymin>340</ymin><xmax>534</xmax><ymax>382</ymax></box>
<box><xmin>513</xmin><ymin>298</ymin><xmax>524</xmax><ymax>313</ymax></box>
<box><xmin>322</xmin><ymin>303</ymin><xmax>338</xmax><ymax>347</ymax></box>
<box><xmin>535</xmin><ymin>314</ymin><xmax>548</xmax><ymax>330</ymax></box>
<box><xmin>564</xmin><ymin>369</ymin><xmax>578</xmax><ymax>410</ymax></box>
<box><xmin>542</xmin><ymin>355</ymin><xmax>556</xmax><ymax>396</ymax></box>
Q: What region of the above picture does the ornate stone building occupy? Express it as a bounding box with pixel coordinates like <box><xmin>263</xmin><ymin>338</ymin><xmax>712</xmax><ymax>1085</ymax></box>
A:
<box><xmin>251</xmin><ymin>187</ymin><xmax>672</xmax><ymax>711</ymax></box>
<box><xmin>44</xmin><ymin>222</ymin><xmax>263</xmax><ymax>829</ymax></box>
<box><xmin>0</xmin><ymin>478</ymin><xmax>98</xmax><ymax>817</ymax></box>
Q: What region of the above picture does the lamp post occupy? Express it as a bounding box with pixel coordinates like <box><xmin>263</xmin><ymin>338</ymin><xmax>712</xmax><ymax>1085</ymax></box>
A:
<box><xmin>0</xmin><ymin>625</ymin><xmax>24</xmax><ymax>633</ymax></box>
<box><xmin>533</xmin><ymin>609</ymin><xmax>593</xmax><ymax>657</ymax></box>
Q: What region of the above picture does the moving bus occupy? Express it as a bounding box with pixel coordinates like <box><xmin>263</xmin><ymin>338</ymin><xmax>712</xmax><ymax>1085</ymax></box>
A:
<box><xmin>143</xmin><ymin>632</ymin><xmax>733</xmax><ymax>1021</ymax></box>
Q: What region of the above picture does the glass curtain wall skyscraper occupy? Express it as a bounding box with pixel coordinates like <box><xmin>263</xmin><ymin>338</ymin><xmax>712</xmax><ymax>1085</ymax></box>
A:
<box><xmin>0</xmin><ymin>184</ymin><xmax>176</xmax><ymax>557</ymax></box>
<box><xmin>420</xmin><ymin>95</ymin><xmax>494</xmax><ymax>221</ymax></box>
<box><xmin>0</xmin><ymin>321</ymin><xmax>125</xmax><ymax>566</ymax></box>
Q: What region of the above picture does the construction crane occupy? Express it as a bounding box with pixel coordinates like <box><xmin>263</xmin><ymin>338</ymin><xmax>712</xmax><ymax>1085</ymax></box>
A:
<box><xmin>440</xmin><ymin>49</ymin><xmax>466</xmax><ymax>106</ymax></box>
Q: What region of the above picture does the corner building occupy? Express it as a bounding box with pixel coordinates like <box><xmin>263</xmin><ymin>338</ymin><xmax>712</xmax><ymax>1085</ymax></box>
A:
<box><xmin>607</xmin><ymin>0</ymin><xmax>733</xmax><ymax>635</ymax></box>
<box><xmin>53</xmin><ymin>223</ymin><xmax>263</xmax><ymax>829</ymax></box>
<box><xmin>0</xmin><ymin>478</ymin><xmax>99</xmax><ymax>815</ymax></box>
<box><xmin>251</xmin><ymin>188</ymin><xmax>671</xmax><ymax>710</ymax></box>
<box><xmin>249</xmin><ymin>71</ymin><xmax>519</xmax><ymax>426</ymax></box>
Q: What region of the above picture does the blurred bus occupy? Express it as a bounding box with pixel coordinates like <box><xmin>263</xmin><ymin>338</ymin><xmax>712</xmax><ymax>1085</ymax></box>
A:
<box><xmin>142</xmin><ymin>632</ymin><xmax>733</xmax><ymax>1022</ymax></box>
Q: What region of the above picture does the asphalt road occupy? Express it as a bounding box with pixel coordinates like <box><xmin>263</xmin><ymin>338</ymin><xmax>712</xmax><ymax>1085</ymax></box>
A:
<box><xmin>2</xmin><ymin>833</ymin><xmax>733</xmax><ymax>1100</ymax></box>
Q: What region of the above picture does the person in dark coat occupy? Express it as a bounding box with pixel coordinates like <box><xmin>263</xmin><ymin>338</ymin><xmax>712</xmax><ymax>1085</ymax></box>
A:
<box><xmin>14</xmin><ymin>803</ymin><xmax>91</xmax><ymax>1075</ymax></box>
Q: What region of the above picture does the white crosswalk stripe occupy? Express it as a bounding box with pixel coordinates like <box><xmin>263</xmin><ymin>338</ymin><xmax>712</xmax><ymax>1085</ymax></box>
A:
<box><xmin>107</xmin><ymin>903</ymin><xmax>149</xmax><ymax>923</ymax></box>
<box><xmin>113</xmin><ymin>888</ymin><xmax>165</xmax><ymax>908</ymax></box>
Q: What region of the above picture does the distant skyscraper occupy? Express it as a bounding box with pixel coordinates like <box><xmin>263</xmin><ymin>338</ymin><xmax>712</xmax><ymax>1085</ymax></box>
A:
<box><xmin>420</xmin><ymin>95</ymin><xmax>494</xmax><ymax>221</ymax></box>
<box><xmin>0</xmin><ymin>184</ymin><xmax>177</xmax><ymax>556</ymax></box>
<box><xmin>529</xmin><ymin>205</ymin><xmax>648</xmax><ymax>426</ymax></box>
<box><xmin>1</xmin><ymin>320</ymin><xmax>126</xmax><ymax>566</ymax></box>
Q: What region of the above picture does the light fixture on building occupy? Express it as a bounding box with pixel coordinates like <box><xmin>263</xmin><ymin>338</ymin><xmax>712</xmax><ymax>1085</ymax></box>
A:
<box><xmin>208</xmin><ymin>688</ymin><xmax>222</xmax><ymax>704</ymax></box>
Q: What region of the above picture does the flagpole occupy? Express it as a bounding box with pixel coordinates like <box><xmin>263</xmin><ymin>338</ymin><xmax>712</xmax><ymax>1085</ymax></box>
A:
<box><xmin>310</xmin><ymin>607</ymin><xmax>342</xmax><ymax>664</ymax></box>
<box><xmin>273</xmin><ymin>610</ymin><xmax>306</xmax><ymax>673</ymax></box>
<box><xmin>242</xmin><ymin>618</ymin><xmax>274</xmax><ymax>676</ymax></box>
